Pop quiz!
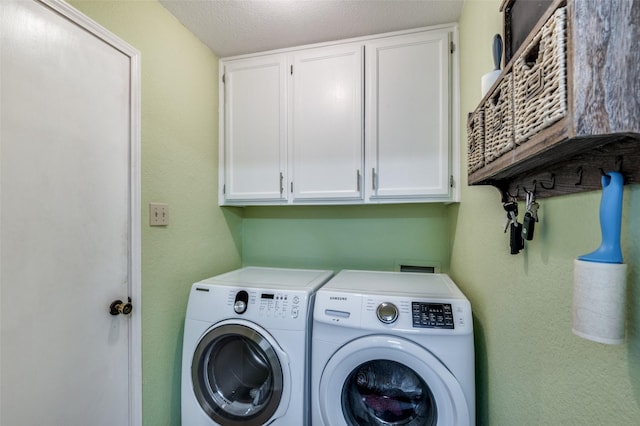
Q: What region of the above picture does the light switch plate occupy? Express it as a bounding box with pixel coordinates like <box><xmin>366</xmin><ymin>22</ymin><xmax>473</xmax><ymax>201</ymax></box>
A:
<box><xmin>149</xmin><ymin>203</ymin><xmax>169</xmax><ymax>226</ymax></box>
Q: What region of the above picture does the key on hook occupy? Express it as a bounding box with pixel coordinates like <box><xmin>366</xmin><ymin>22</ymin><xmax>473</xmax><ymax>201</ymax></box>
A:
<box><xmin>503</xmin><ymin>201</ymin><xmax>518</xmax><ymax>233</ymax></box>
<box><xmin>522</xmin><ymin>191</ymin><xmax>538</xmax><ymax>241</ymax></box>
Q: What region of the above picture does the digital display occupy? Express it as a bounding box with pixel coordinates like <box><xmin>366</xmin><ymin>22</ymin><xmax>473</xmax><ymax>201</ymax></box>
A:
<box><xmin>412</xmin><ymin>303</ymin><xmax>454</xmax><ymax>329</ymax></box>
<box><xmin>261</xmin><ymin>293</ymin><xmax>274</xmax><ymax>299</ymax></box>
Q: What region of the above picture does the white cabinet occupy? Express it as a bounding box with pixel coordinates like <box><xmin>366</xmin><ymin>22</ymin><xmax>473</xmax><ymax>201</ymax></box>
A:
<box><xmin>365</xmin><ymin>30</ymin><xmax>453</xmax><ymax>202</ymax></box>
<box><xmin>219</xmin><ymin>26</ymin><xmax>458</xmax><ymax>206</ymax></box>
<box><xmin>290</xmin><ymin>44</ymin><xmax>363</xmax><ymax>201</ymax></box>
<box><xmin>220</xmin><ymin>55</ymin><xmax>287</xmax><ymax>202</ymax></box>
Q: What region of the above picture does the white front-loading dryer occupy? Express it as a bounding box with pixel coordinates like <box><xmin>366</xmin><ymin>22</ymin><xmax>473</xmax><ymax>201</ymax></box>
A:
<box><xmin>182</xmin><ymin>267</ymin><xmax>333</xmax><ymax>426</ymax></box>
<box><xmin>311</xmin><ymin>270</ymin><xmax>475</xmax><ymax>426</ymax></box>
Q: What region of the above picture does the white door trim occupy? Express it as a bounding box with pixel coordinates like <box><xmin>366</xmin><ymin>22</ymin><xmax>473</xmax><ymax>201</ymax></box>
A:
<box><xmin>35</xmin><ymin>1</ymin><xmax>142</xmax><ymax>424</ymax></box>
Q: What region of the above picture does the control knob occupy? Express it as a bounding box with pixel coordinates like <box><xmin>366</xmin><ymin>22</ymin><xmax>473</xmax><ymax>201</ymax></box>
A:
<box><xmin>234</xmin><ymin>290</ymin><xmax>249</xmax><ymax>314</ymax></box>
<box><xmin>376</xmin><ymin>302</ymin><xmax>398</xmax><ymax>324</ymax></box>
<box><xmin>233</xmin><ymin>300</ymin><xmax>247</xmax><ymax>314</ymax></box>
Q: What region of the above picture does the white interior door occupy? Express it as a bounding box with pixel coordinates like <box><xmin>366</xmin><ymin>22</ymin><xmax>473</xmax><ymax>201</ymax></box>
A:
<box><xmin>0</xmin><ymin>1</ymin><xmax>141</xmax><ymax>425</ymax></box>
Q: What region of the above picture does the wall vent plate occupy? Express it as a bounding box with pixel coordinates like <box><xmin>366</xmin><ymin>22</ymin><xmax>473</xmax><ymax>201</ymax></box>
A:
<box><xmin>395</xmin><ymin>259</ymin><xmax>441</xmax><ymax>273</ymax></box>
<box><xmin>399</xmin><ymin>265</ymin><xmax>436</xmax><ymax>273</ymax></box>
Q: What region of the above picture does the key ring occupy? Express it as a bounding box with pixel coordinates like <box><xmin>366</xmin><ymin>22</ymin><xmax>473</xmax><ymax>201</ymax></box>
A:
<box><xmin>525</xmin><ymin>189</ymin><xmax>535</xmax><ymax>212</ymax></box>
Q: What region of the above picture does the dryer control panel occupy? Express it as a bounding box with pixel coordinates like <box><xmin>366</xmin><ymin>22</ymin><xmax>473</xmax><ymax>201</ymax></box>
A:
<box><xmin>221</xmin><ymin>288</ymin><xmax>310</xmax><ymax>330</ymax></box>
<box><xmin>186</xmin><ymin>267</ymin><xmax>333</xmax><ymax>331</ymax></box>
<box><xmin>257</xmin><ymin>291</ymin><xmax>301</xmax><ymax>319</ymax></box>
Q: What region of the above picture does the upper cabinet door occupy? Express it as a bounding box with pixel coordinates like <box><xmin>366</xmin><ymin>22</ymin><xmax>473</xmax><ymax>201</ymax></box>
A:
<box><xmin>290</xmin><ymin>44</ymin><xmax>364</xmax><ymax>201</ymax></box>
<box><xmin>221</xmin><ymin>54</ymin><xmax>287</xmax><ymax>203</ymax></box>
<box><xmin>366</xmin><ymin>30</ymin><xmax>451</xmax><ymax>200</ymax></box>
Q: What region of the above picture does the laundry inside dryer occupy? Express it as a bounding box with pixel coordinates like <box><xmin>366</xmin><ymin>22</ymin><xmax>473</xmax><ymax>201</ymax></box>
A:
<box><xmin>343</xmin><ymin>359</ymin><xmax>436</xmax><ymax>426</ymax></box>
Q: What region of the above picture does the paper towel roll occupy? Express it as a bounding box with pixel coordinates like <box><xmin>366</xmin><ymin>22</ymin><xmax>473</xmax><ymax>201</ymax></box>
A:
<box><xmin>481</xmin><ymin>70</ymin><xmax>501</xmax><ymax>97</ymax></box>
<box><xmin>573</xmin><ymin>259</ymin><xmax>627</xmax><ymax>344</ymax></box>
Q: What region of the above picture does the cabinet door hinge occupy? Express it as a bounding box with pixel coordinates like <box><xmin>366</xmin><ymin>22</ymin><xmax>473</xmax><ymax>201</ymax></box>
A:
<box><xmin>222</xmin><ymin>73</ymin><xmax>225</xmax><ymax>84</ymax></box>
<box><xmin>290</xmin><ymin>182</ymin><xmax>293</xmax><ymax>193</ymax></box>
<box><xmin>449</xmin><ymin>175</ymin><xmax>455</xmax><ymax>188</ymax></box>
<box><xmin>290</xmin><ymin>65</ymin><xmax>293</xmax><ymax>75</ymax></box>
<box><xmin>223</xmin><ymin>183</ymin><xmax>226</xmax><ymax>194</ymax></box>
<box><xmin>450</xmin><ymin>41</ymin><xmax>455</xmax><ymax>54</ymax></box>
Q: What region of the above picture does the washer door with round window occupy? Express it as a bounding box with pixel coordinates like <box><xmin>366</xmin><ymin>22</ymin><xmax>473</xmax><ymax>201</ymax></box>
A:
<box><xmin>191</xmin><ymin>320</ymin><xmax>290</xmax><ymax>426</ymax></box>
<box><xmin>318</xmin><ymin>335</ymin><xmax>470</xmax><ymax>426</ymax></box>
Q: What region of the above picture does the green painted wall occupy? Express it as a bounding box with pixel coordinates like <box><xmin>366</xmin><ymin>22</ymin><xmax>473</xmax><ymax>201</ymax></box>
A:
<box><xmin>242</xmin><ymin>204</ymin><xmax>451</xmax><ymax>272</ymax></box>
<box><xmin>69</xmin><ymin>1</ymin><xmax>242</xmax><ymax>425</ymax></box>
<box><xmin>451</xmin><ymin>0</ymin><xmax>640</xmax><ymax>424</ymax></box>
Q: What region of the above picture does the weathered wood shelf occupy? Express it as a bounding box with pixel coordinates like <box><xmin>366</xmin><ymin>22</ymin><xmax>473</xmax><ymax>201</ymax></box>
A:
<box><xmin>469</xmin><ymin>133</ymin><xmax>640</xmax><ymax>200</ymax></box>
<box><xmin>468</xmin><ymin>0</ymin><xmax>640</xmax><ymax>201</ymax></box>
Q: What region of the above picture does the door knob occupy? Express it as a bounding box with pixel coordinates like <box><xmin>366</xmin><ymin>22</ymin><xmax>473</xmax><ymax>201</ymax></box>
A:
<box><xmin>110</xmin><ymin>297</ymin><xmax>132</xmax><ymax>316</ymax></box>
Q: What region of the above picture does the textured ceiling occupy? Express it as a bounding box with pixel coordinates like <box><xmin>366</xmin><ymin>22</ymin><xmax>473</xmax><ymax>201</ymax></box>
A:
<box><xmin>159</xmin><ymin>0</ymin><xmax>465</xmax><ymax>58</ymax></box>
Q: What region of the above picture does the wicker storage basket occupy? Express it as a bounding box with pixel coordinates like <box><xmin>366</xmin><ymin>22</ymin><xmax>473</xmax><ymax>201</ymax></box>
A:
<box><xmin>513</xmin><ymin>6</ymin><xmax>567</xmax><ymax>144</ymax></box>
<box><xmin>484</xmin><ymin>72</ymin><xmax>515</xmax><ymax>164</ymax></box>
<box><xmin>467</xmin><ymin>108</ymin><xmax>485</xmax><ymax>173</ymax></box>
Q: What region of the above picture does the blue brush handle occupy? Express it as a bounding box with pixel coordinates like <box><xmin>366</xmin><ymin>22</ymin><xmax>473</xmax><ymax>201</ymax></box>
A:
<box><xmin>578</xmin><ymin>171</ymin><xmax>624</xmax><ymax>263</ymax></box>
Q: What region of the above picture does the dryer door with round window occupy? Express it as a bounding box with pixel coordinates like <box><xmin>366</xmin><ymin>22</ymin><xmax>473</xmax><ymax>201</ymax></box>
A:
<box><xmin>318</xmin><ymin>335</ymin><xmax>470</xmax><ymax>426</ymax></box>
<box><xmin>191</xmin><ymin>322</ymin><xmax>289</xmax><ymax>426</ymax></box>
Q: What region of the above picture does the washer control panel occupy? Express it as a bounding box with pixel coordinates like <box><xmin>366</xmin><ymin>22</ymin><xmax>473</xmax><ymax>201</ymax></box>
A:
<box><xmin>411</xmin><ymin>302</ymin><xmax>454</xmax><ymax>329</ymax></box>
<box><xmin>315</xmin><ymin>291</ymin><xmax>472</xmax><ymax>335</ymax></box>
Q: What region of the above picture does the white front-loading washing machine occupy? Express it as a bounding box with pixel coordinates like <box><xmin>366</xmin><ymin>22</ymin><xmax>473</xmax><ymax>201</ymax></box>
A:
<box><xmin>182</xmin><ymin>266</ymin><xmax>333</xmax><ymax>426</ymax></box>
<box><xmin>311</xmin><ymin>270</ymin><xmax>475</xmax><ymax>426</ymax></box>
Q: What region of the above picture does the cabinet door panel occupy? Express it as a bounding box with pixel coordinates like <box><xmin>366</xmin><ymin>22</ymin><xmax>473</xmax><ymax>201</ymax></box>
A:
<box><xmin>291</xmin><ymin>44</ymin><xmax>364</xmax><ymax>201</ymax></box>
<box><xmin>366</xmin><ymin>31</ymin><xmax>450</xmax><ymax>199</ymax></box>
<box><xmin>223</xmin><ymin>55</ymin><xmax>286</xmax><ymax>202</ymax></box>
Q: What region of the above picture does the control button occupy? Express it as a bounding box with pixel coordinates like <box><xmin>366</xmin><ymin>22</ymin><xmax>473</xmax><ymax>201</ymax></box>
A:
<box><xmin>292</xmin><ymin>296</ymin><xmax>300</xmax><ymax>304</ymax></box>
<box><xmin>291</xmin><ymin>307</ymin><xmax>299</xmax><ymax>319</ymax></box>
<box><xmin>376</xmin><ymin>302</ymin><xmax>398</xmax><ymax>324</ymax></box>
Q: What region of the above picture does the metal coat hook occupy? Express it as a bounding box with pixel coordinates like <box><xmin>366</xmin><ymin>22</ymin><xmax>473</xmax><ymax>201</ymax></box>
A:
<box><xmin>523</xmin><ymin>179</ymin><xmax>538</xmax><ymax>195</ymax></box>
<box><xmin>539</xmin><ymin>174</ymin><xmax>556</xmax><ymax>190</ymax></box>
<box><xmin>615</xmin><ymin>156</ymin><xmax>623</xmax><ymax>172</ymax></box>
<box><xmin>507</xmin><ymin>184</ymin><xmax>521</xmax><ymax>200</ymax></box>
<box><xmin>575</xmin><ymin>166</ymin><xmax>583</xmax><ymax>186</ymax></box>
<box><xmin>599</xmin><ymin>160</ymin><xmax>626</xmax><ymax>183</ymax></box>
